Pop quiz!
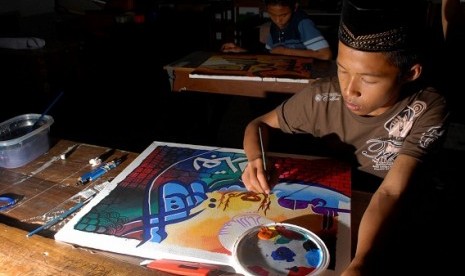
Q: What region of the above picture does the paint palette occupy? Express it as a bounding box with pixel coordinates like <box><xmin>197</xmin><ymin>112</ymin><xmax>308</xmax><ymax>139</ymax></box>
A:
<box><xmin>232</xmin><ymin>223</ymin><xmax>330</xmax><ymax>276</ymax></box>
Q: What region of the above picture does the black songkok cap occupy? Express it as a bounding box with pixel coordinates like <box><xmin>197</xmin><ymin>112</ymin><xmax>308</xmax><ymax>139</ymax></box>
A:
<box><xmin>338</xmin><ymin>0</ymin><xmax>422</xmax><ymax>52</ymax></box>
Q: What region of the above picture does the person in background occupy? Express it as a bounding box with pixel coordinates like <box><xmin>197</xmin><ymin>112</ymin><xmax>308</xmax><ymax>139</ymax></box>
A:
<box><xmin>441</xmin><ymin>0</ymin><xmax>465</xmax><ymax>42</ymax></box>
<box><xmin>439</xmin><ymin>0</ymin><xmax>464</xmax><ymax>122</ymax></box>
<box><xmin>240</xmin><ymin>0</ymin><xmax>451</xmax><ymax>275</ymax></box>
<box><xmin>221</xmin><ymin>0</ymin><xmax>333</xmax><ymax>60</ymax></box>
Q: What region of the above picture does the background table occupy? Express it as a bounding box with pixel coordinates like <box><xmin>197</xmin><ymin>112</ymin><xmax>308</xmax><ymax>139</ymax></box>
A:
<box><xmin>163</xmin><ymin>51</ymin><xmax>337</xmax><ymax>98</ymax></box>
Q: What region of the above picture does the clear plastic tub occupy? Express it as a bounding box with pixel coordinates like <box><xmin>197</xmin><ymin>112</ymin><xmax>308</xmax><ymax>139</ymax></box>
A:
<box><xmin>0</xmin><ymin>114</ymin><xmax>54</xmax><ymax>168</ymax></box>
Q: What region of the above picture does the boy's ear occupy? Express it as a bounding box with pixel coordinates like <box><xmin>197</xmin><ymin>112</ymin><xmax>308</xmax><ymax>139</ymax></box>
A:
<box><xmin>406</xmin><ymin>64</ymin><xmax>422</xmax><ymax>82</ymax></box>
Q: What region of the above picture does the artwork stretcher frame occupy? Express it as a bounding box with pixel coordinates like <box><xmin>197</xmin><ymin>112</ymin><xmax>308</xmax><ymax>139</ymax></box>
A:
<box><xmin>55</xmin><ymin>141</ymin><xmax>351</xmax><ymax>275</ymax></box>
<box><xmin>189</xmin><ymin>54</ymin><xmax>313</xmax><ymax>83</ymax></box>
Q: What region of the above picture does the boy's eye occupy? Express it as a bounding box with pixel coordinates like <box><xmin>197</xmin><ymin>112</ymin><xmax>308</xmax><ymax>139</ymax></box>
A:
<box><xmin>361</xmin><ymin>77</ymin><xmax>377</xmax><ymax>84</ymax></box>
<box><xmin>337</xmin><ymin>68</ymin><xmax>347</xmax><ymax>74</ymax></box>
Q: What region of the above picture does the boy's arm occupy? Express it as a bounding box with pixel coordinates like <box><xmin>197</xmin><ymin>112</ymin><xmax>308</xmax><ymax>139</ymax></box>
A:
<box><xmin>242</xmin><ymin>110</ymin><xmax>280</xmax><ymax>194</ymax></box>
<box><xmin>220</xmin><ymin>42</ymin><xmax>247</xmax><ymax>53</ymax></box>
<box><xmin>270</xmin><ymin>46</ymin><xmax>332</xmax><ymax>60</ymax></box>
<box><xmin>342</xmin><ymin>154</ymin><xmax>419</xmax><ymax>275</ymax></box>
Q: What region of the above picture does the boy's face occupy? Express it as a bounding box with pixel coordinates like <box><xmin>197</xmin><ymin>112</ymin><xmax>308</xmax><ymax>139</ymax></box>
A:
<box><xmin>266</xmin><ymin>4</ymin><xmax>295</xmax><ymax>29</ymax></box>
<box><xmin>336</xmin><ymin>42</ymin><xmax>403</xmax><ymax>117</ymax></box>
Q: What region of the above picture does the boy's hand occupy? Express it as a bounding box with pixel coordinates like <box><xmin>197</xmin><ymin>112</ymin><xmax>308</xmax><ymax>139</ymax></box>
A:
<box><xmin>221</xmin><ymin>43</ymin><xmax>247</xmax><ymax>53</ymax></box>
<box><xmin>341</xmin><ymin>260</ymin><xmax>365</xmax><ymax>276</ymax></box>
<box><xmin>241</xmin><ymin>157</ymin><xmax>271</xmax><ymax>194</ymax></box>
<box><xmin>270</xmin><ymin>46</ymin><xmax>288</xmax><ymax>55</ymax></box>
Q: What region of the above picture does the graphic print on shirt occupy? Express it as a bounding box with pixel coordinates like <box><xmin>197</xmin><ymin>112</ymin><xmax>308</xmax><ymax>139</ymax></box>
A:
<box><xmin>363</xmin><ymin>101</ymin><xmax>426</xmax><ymax>171</ymax></box>
<box><xmin>314</xmin><ymin>93</ymin><xmax>341</xmax><ymax>102</ymax></box>
<box><xmin>419</xmin><ymin>125</ymin><xmax>445</xmax><ymax>149</ymax></box>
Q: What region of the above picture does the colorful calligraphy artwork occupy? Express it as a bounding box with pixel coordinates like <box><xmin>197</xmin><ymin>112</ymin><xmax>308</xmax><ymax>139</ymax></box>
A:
<box><xmin>189</xmin><ymin>54</ymin><xmax>313</xmax><ymax>83</ymax></box>
<box><xmin>55</xmin><ymin>141</ymin><xmax>351</xmax><ymax>275</ymax></box>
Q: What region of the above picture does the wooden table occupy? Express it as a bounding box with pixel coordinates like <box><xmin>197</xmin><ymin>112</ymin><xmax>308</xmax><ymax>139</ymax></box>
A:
<box><xmin>0</xmin><ymin>139</ymin><xmax>138</xmax><ymax>232</ymax></box>
<box><xmin>0</xmin><ymin>138</ymin><xmax>371</xmax><ymax>274</ymax></box>
<box><xmin>163</xmin><ymin>51</ymin><xmax>337</xmax><ymax>98</ymax></box>
<box><xmin>0</xmin><ymin>138</ymin><xmax>163</xmax><ymax>275</ymax></box>
<box><xmin>0</xmin><ymin>223</ymin><xmax>156</xmax><ymax>275</ymax></box>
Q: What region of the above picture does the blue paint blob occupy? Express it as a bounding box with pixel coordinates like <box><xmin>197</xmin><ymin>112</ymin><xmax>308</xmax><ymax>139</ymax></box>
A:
<box><xmin>271</xmin><ymin>246</ymin><xmax>296</xmax><ymax>262</ymax></box>
<box><xmin>305</xmin><ymin>248</ymin><xmax>322</xmax><ymax>267</ymax></box>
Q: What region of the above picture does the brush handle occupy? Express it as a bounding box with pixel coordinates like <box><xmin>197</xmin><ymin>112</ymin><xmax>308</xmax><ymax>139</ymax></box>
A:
<box><xmin>26</xmin><ymin>195</ymin><xmax>93</xmax><ymax>237</ymax></box>
<box><xmin>32</xmin><ymin>91</ymin><xmax>64</xmax><ymax>129</ymax></box>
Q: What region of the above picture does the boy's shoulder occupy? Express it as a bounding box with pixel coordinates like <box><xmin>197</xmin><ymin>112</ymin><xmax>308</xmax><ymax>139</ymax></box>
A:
<box><xmin>293</xmin><ymin>9</ymin><xmax>312</xmax><ymax>21</ymax></box>
<box><xmin>297</xmin><ymin>76</ymin><xmax>340</xmax><ymax>97</ymax></box>
<box><xmin>399</xmin><ymin>84</ymin><xmax>449</xmax><ymax>120</ymax></box>
<box><xmin>311</xmin><ymin>76</ymin><xmax>340</xmax><ymax>91</ymax></box>
<box><xmin>410</xmin><ymin>85</ymin><xmax>447</xmax><ymax>103</ymax></box>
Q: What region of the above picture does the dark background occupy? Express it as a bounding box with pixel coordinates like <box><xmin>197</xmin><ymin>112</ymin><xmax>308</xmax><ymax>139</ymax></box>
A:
<box><xmin>0</xmin><ymin>0</ymin><xmax>462</xmax><ymax>154</ymax></box>
<box><xmin>0</xmin><ymin>0</ymin><xmax>345</xmax><ymax>153</ymax></box>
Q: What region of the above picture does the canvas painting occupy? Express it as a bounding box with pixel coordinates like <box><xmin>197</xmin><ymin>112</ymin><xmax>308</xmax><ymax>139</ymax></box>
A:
<box><xmin>189</xmin><ymin>54</ymin><xmax>313</xmax><ymax>83</ymax></box>
<box><xmin>55</xmin><ymin>141</ymin><xmax>351</xmax><ymax>275</ymax></box>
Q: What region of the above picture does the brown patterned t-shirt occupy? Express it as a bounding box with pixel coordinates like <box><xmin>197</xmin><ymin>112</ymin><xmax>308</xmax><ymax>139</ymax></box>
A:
<box><xmin>276</xmin><ymin>76</ymin><xmax>449</xmax><ymax>178</ymax></box>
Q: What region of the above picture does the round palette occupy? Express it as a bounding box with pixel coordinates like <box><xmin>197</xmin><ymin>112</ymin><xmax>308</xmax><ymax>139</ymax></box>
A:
<box><xmin>232</xmin><ymin>222</ymin><xmax>330</xmax><ymax>276</ymax></box>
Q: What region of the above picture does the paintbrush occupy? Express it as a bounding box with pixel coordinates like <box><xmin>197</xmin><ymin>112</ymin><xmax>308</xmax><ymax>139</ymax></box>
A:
<box><xmin>26</xmin><ymin>181</ymin><xmax>109</xmax><ymax>237</ymax></box>
<box><xmin>258</xmin><ymin>125</ymin><xmax>268</xmax><ymax>180</ymax></box>
<box><xmin>31</xmin><ymin>91</ymin><xmax>64</xmax><ymax>130</ymax></box>
<box><xmin>26</xmin><ymin>193</ymin><xmax>95</xmax><ymax>237</ymax></box>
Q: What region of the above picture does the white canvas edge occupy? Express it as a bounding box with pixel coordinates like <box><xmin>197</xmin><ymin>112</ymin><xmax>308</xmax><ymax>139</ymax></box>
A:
<box><xmin>54</xmin><ymin>141</ymin><xmax>351</xmax><ymax>275</ymax></box>
<box><xmin>188</xmin><ymin>74</ymin><xmax>310</xmax><ymax>83</ymax></box>
<box><xmin>189</xmin><ymin>74</ymin><xmax>263</xmax><ymax>81</ymax></box>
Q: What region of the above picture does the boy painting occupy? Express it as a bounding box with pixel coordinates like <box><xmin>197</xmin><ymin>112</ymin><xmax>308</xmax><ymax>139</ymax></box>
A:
<box><xmin>240</xmin><ymin>0</ymin><xmax>450</xmax><ymax>274</ymax></box>
<box><xmin>222</xmin><ymin>0</ymin><xmax>333</xmax><ymax>60</ymax></box>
